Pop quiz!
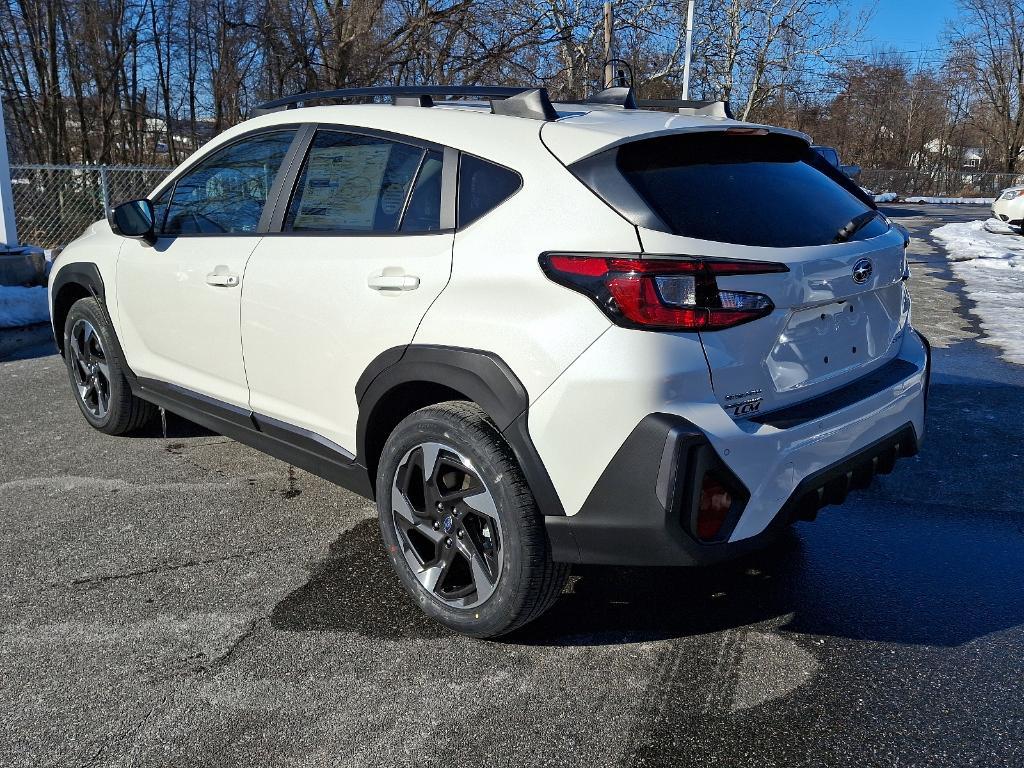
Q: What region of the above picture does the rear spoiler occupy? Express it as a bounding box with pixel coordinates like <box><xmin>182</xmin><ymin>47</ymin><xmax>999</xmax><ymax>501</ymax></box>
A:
<box><xmin>637</xmin><ymin>99</ymin><xmax>733</xmax><ymax>119</ymax></box>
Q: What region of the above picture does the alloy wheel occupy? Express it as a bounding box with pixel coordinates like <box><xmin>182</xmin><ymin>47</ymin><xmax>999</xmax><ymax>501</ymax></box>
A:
<box><xmin>68</xmin><ymin>319</ymin><xmax>111</xmax><ymax>420</ymax></box>
<box><xmin>391</xmin><ymin>442</ymin><xmax>503</xmax><ymax>609</ymax></box>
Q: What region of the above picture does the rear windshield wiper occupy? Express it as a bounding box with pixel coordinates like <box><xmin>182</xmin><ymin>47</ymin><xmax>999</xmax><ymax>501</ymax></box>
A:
<box><xmin>834</xmin><ymin>210</ymin><xmax>881</xmax><ymax>243</ymax></box>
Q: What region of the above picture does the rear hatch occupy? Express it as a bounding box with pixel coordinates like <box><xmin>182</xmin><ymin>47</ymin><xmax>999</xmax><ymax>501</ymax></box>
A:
<box><xmin>687</xmin><ymin>235</ymin><xmax>909</xmax><ymax>418</ymax></box>
<box><xmin>575</xmin><ymin>129</ymin><xmax>910</xmax><ymax>418</ymax></box>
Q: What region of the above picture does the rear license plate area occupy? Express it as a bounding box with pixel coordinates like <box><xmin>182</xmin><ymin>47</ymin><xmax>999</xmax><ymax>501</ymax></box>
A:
<box><xmin>767</xmin><ymin>291</ymin><xmax>899</xmax><ymax>392</ymax></box>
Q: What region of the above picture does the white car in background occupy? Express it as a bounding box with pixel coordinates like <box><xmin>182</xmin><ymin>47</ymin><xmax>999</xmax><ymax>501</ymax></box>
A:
<box><xmin>48</xmin><ymin>85</ymin><xmax>930</xmax><ymax>638</ymax></box>
<box><xmin>992</xmin><ymin>186</ymin><xmax>1024</xmax><ymax>228</ymax></box>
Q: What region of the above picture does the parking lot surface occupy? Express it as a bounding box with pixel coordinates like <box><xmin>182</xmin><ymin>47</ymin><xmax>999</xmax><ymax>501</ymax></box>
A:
<box><xmin>1</xmin><ymin>205</ymin><xmax>1022</xmax><ymax>767</ymax></box>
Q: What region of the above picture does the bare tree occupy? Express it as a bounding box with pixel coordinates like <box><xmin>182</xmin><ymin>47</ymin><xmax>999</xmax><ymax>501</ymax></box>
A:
<box><xmin>0</xmin><ymin>0</ymin><xmax>962</xmax><ymax>174</ymax></box>
<box><xmin>949</xmin><ymin>0</ymin><xmax>1024</xmax><ymax>172</ymax></box>
<box><xmin>688</xmin><ymin>0</ymin><xmax>869</xmax><ymax>121</ymax></box>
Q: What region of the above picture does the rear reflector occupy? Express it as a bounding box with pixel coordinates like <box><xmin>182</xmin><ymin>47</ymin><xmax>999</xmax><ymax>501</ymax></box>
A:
<box><xmin>540</xmin><ymin>253</ymin><xmax>785</xmax><ymax>331</ymax></box>
<box><xmin>696</xmin><ymin>474</ymin><xmax>733</xmax><ymax>540</ymax></box>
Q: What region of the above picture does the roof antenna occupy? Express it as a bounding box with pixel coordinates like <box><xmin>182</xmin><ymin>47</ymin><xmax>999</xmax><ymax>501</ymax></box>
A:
<box><xmin>601</xmin><ymin>59</ymin><xmax>634</xmax><ymax>90</ymax></box>
<box><xmin>589</xmin><ymin>60</ymin><xmax>637</xmax><ymax>108</ymax></box>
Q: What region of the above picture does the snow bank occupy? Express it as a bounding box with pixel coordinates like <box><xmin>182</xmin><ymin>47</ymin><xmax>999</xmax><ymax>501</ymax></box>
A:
<box><xmin>905</xmin><ymin>196</ymin><xmax>994</xmax><ymax>205</ymax></box>
<box><xmin>860</xmin><ymin>186</ymin><xmax>898</xmax><ymax>203</ymax></box>
<box><xmin>860</xmin><ymin>190</ymin><xmax>993</xmax><ymax>205</ymax></box>
<box><xmin>931</xmin><ymin>218</ymin><xmax>1024</xmax><ymax>365</ymax></box>
<box><xmin>0</xmin><ymin>286</ymin><xmax>50</xmax><ymax>329</ymax></box>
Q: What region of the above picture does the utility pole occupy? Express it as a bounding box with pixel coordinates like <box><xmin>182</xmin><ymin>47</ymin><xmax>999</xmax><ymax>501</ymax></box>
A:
<box><xmin>603</xmin><ymin>1</ymin><xmax>614</xmax><ymax>89</ymax></box>
<box><xmin>0</xmin><ymin>98</ymin><xmax>17</xmax><ymax>248</ymax></box>
<box><xmin>681</xmin><ymin>0</ymin><xmax>695</xmax><ymax>100</ymax></box>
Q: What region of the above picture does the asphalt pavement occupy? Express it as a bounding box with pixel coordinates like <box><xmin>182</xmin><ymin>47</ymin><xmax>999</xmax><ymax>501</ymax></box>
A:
<box><xmin>1</xmin><ymin>204</ymin><xmax>1022</xmax><ymax>767</ymax></box>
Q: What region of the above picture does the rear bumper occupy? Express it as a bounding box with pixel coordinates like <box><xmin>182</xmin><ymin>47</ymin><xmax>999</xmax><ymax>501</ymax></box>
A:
<box><xmin>545</xmin><ymin>328</ymin><xmax>930</xmax><ymax>566</ymax></box>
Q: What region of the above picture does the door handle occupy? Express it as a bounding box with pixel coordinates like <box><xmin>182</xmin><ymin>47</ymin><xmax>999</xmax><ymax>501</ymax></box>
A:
<box><xmin>206</xmin><ymin>269</ymin><xmax>240</xmax><ymax>288</ymax></box>
<box><xmin>367</xmin><ymin>272</ymin><xmax>420</xmax><ymax>291</ymax></box>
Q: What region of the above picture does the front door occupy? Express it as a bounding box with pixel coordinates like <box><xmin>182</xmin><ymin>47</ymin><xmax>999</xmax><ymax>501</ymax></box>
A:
<box><xmin>241</xmin><ymin>129</ymin><xmax>454</xmax><ymax>453</ymax></box>
<box><xmin>115</xmin><ymin>129</ymin><xmax>298</xmax><ymax>408</ymax></box>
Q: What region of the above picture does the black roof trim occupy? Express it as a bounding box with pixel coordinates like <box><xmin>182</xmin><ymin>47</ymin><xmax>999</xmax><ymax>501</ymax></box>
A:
<box><xmin>490</xmin><ymin>89</ymin><xmax>559</xmax><ymax>121</ymax></box>
<box><xmin>584</xmin><ymin>86</ymin><xmax>639</xmax><ymax>109</ymax></box>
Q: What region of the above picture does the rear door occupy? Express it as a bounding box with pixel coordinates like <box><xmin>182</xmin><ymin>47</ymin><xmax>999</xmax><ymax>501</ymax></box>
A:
<box><xmin>621</xmin><ymin>130</ymin><xmax>909</xmax><ymax>416</ymax></box>
<box><xmin>240</xmin><ymin>127</ymin><xmax>455</xmax><ymax>453</ymax></box>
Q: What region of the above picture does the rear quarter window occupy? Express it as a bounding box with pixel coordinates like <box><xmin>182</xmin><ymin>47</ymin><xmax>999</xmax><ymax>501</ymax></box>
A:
<box><xmin>615</xmin><ymin>132</ymin><xmax>887</xmax><ymax>248</ymax></box>
<box><xmin>457</xmin><ymin>154</ymin><xmax>522</xmax><ymax>229</ymax></box>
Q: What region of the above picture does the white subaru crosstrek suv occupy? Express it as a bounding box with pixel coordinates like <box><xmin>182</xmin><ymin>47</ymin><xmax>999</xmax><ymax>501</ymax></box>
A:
<box><xmin>992</xmin><ymin>185</ymin><xmax>1024</xmax><ymax>228</ymax></box>
<box><xmin>49</xmin><ymin>86</ymin><xmax>929</xmax><ymax>638</ymax></box>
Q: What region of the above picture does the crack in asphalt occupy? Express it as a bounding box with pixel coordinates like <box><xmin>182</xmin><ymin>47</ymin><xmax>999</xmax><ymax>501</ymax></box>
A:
<box><xmin>52</xmin><ymin>544</ymin><xmax>301</xmax><ymax>590</ymax></box>
<box><xmin>208</xmin><ymin>616</ymin><xmax>266</xmax><ymax>671</ymax></box>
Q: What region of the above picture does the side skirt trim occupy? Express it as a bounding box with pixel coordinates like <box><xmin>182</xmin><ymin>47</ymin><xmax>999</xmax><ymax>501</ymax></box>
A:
<box><xmin>253</xmin><ymin>412</ymin><xmax>356</xmax><ymax>462</ymax></box>
<box><xmin>132</xmin><ymin>377</ymin><xmax>373</xmax><ymax>498</ymax></box>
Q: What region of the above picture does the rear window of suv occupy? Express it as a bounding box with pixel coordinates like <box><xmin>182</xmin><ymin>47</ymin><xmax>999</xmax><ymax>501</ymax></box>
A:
<box><xmin>615</xmin><ymin>132</ymin><xmax>887</xmax><ymax>248</ymax></box>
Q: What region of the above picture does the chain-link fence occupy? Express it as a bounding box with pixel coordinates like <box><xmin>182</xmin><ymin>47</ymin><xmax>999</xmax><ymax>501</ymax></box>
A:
<box><xmin>10</xmin><ymin>162</ymin><xmax>1020</xmax><ymax>250</ymax></box>
<box><xmin>10</xmin><ymin>164</ymin><xmax>171</xmax><ymax>250</ymax></box>
<box><xmin>859</xmin><ymin>169</ymin><xmax>1024</xmax><ymax>199</ymax></box>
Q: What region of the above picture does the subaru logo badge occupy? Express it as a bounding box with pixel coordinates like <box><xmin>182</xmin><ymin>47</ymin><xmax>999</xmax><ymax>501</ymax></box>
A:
<box><xmin>442</xmin><ymin>515</ymin><xmax>454</xmax><ymax>534</ymax></box>
<box><xmin>852</xmin><ymin>258</ymin><xmax>873</xmax><ymax>284</ymax></box>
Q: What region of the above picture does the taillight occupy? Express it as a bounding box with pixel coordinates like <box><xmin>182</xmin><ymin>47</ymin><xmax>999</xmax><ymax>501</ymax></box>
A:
<box><xmin>540</xmin><ymin>253</ymin><xmax>785</xmax><ymax>331</ymax></box>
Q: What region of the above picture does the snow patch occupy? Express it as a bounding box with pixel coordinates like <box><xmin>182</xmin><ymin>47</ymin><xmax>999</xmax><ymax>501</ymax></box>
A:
<box><xmin>0</xmin><ymin>285</ymin><xmax>50</xmax><ymax>329</ymax></box>
<box><xmin>905</xmin><ymin>196</ymin><xmax>994</xmax><ymax>205</ymax></box>
<box><xmin>931</xmin><ymin>218</ymin><xmax>1024</xmax><ymax>365</ymax></box>
<box><xmin>860</xmin><ymin>186</ymin><xmax>897</xmax><ymax>202</ymax></box>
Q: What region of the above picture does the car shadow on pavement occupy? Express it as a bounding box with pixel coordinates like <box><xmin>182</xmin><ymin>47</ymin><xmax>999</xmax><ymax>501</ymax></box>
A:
<box><xmin>270</xmin><ymin>517</ymin><xmax>451</xmax><ymax>640</ymax></box>
<box><xmin>127</xmin><ymin>410</ymin><xmax>218</xmax><ymax>440</ymax></box>
<box><xmin>269</xmin><ymin>374</ymin><xmax>1024</xmax><ymax>650</ymax></box>
<box><xmin>0</xmin><ymin>323</ymin><xmax>57</xmax><ymax>362</ymax></box>
<box><xmin>269</xmin><ymin>514</ymin><xmax>805</xmax><ymax>644</ymax></box>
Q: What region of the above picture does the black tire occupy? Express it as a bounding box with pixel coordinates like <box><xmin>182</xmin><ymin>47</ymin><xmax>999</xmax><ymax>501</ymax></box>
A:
<box><xmin>376</xmin><ymin>401</ymin><xmax>569</xmax><ymax>638</ymax></box>
<box><xmin>63</xmin><ymin>297</ymin><xmax>156</xmax><ymax>435</ymax></box>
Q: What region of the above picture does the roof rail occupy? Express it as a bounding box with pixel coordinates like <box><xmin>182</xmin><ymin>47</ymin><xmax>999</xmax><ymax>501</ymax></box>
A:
<box><xmin>635</xmin><ymin>98</ymin><xmax>734</xmax><ymax>119</ymax></box>
<box><xmin>253</xmin><ymin>86</ymin><xmax>559</xmax><ymax>121</ymax></box>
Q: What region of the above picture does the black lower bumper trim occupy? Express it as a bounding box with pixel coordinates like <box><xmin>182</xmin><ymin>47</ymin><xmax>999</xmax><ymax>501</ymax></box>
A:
<box><xmin>780</xmin><ymin>423</ymin><xmax>919</xmax><ymax>523</ymax></box>
<box><xmin>750</xmin><ymin>357</ymin><xmax>920</xmax><ymax>429</ymax></box>
<box><xmin>546</xmin><ymin>415</ymin><xmax>921</xmax><ymax>567</ymax></box>
<box><xmin>546</xmin><ymin>413</ymin><xmax>752</xmax><ymax>567</ymax></box>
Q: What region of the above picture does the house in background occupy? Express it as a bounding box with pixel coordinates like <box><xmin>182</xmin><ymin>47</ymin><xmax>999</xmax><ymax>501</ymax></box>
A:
<box><xmin>912</xmin><ymin>139</ymin><xmax>986</xmax><ymax>171</ymax></box>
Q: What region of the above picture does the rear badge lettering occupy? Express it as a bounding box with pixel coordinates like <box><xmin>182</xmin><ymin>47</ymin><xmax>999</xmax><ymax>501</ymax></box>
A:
<box><xmin>730</xmin><ymin>398</ymin><xmax>763</xmax><ymax>417</ymax></box>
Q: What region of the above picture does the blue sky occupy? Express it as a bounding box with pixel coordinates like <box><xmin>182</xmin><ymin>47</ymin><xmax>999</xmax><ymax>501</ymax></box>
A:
<box><xmin>859</xmin><ymin>0</ymin><xmax>959</xmax><ymax>52</ymax></box>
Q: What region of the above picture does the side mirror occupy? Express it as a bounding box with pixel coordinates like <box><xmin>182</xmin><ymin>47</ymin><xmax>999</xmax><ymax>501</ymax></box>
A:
<box><xmin>109</xmin><ymin>199</ymin><xmax>156</xmax><ymax>245</ymax></box>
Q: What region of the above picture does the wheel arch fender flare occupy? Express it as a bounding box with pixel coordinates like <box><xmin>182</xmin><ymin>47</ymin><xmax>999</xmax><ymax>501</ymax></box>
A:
<box><xmin>356</xmin><ymin>345</ymin><xmax>566</xmax><ymax>517</ymax></box>
<box><xmin>50</xmin><ymin>263</ymin><xmax>105</xmax><ymax>353</ymax></box>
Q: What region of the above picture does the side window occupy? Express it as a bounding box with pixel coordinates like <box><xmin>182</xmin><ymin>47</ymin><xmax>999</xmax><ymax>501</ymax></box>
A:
<box><xmin>400</xmin><ymin>150</ymin><xmax>444</xmax><ymax>232</ymax></box>
<box><xmin>284</xmin><ymin>131</ymin><xmax>424</xmax><ymax>232</ymax></box>
<box><xmin>163</xmin><ymin>130</ymin><xmax>296</xmax><ymax>235</ymax></box>
<box><xmin>457</xmin><ymin>154</ymin><xmax>522</xmax><ymax>229</ymax></box>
